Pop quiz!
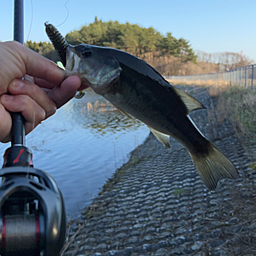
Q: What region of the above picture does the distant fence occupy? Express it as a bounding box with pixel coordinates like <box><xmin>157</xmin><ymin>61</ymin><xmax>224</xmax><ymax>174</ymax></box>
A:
<box><xmin>166</xmin><ymin>64</ymin><xmax>256</xmax><ymax>88</ymax></box>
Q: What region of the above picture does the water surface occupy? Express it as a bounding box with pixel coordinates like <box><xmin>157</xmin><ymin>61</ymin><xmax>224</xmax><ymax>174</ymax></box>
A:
<box><xmin>0</xmin><ymin>89</ymin><xmax>149</xmax><ymax>218</ymax></box>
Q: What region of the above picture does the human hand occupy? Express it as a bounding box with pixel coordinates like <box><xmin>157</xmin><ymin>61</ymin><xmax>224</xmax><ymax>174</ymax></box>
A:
<box><xmin>0</xmin><ymin>41</ymin><xmax>86</xmax><ymax>143</ymax></box>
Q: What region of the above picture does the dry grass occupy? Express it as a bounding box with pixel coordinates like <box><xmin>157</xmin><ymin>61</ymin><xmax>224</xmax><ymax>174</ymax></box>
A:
<box><xmin>166</xmin><ymin>79</ymin><xmax>231</xmax><ymax>97</ymax></box>
<box><xmin>168</xmin><ymin>79</ymin><xmax>256</xmax><ymax>142</ymax></box>
<box><xmin>167</xmin><ymin>78</ymin><xmax>229</xmax><ymax>87</ymax></box>
<box><xmin>216</xmin><ymin>85</ymin><xmax>256</xmax><ymax>141</ymax></box>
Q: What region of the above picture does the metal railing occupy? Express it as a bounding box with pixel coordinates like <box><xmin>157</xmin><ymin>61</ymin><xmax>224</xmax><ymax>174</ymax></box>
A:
<box><xmin>166</xmin><ymin>64</ymin><xmax>256</xmax><ymax>88</ymax></box>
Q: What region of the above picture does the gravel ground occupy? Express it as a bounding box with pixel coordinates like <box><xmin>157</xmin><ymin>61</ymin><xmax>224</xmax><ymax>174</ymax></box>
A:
<box><xmin>62</xmin><ymin>85</ymin><xmax>256</xmax><ymax>256</ymax></box>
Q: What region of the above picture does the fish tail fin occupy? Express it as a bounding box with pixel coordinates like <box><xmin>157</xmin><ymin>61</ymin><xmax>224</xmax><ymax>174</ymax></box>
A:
<box><xmin>189</xmin><ymin>142</ymin><xmax>239</xmax><ymax>190</ymax></box>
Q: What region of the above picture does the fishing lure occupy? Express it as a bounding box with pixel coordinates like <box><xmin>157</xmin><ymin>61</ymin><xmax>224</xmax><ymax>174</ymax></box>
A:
<box><xmin>45</xmin><ymin>22</ymin><xmax>85</xmax><ymax>99</ymax></box>
<box><xmin>45</xmin><ymin>22</ymin><xmax>68</xmax><ymax>66</ymax></box>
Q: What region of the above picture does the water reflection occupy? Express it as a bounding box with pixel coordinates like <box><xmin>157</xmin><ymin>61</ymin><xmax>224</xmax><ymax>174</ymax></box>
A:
<box><xmin>0</xmin><ymin>89</ymin><xmax>149</xmax><ymax>218</ymax></box>
<box><xmin>66</xmin><ymin>88</ymin><xmax>143</xmax><ymax>136</ymax></box>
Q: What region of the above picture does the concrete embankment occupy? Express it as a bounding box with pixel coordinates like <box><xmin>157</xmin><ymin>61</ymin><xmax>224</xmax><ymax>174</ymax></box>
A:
<box><xmin>63</xmin><ymin>86</ymin><xmax>256</xmax><ymax>256</ymax></box>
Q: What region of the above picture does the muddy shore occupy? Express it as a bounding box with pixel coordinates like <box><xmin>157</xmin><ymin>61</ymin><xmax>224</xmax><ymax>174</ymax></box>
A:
<box><xmin>62</xmin><ymin>85</ymin><xmax>256</xmax><ymax>256</ymax></box>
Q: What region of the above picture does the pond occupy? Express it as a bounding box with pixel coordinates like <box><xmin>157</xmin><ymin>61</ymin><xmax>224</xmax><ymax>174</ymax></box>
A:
<box><xmin>0</xmin><ymin>89</ymin><xmax>149</xmax><ymax>218</ymax></box>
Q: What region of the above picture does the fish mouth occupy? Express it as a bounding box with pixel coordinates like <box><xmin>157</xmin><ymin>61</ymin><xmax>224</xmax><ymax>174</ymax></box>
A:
<box><xmin>65</xmin><ymin>46</ymin><xmax>92</xmax><ymax>87</ymax></box>
<box><xmin>65</xmin><ymin>45</ymin><xmax>122</xmax><ymax>93</ymax></box>
<box><xmin>65</xmin><ymin>46</ymin><xmax>80</xmax><ymax>73</ymax></box>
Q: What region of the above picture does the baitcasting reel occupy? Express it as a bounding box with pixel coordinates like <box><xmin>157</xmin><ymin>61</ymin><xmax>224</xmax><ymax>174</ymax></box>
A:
<box><xmin>0</xmin><ymin>146</ymin><xmax>66</xmax><ymax>256</ymax></box>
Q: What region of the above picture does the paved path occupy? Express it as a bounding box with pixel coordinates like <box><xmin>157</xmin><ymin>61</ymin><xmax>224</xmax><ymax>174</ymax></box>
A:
<box><xmin>63</xmin><ymin>86</ymin><xmax>256</xmax><ymax>256</ymax></box>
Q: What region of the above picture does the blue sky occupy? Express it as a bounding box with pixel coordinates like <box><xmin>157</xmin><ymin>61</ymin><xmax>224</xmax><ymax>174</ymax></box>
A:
<box><xmin>1</xmin><ymin>0</ymin><xmax>255</xmax><ymax>62</ymax></box>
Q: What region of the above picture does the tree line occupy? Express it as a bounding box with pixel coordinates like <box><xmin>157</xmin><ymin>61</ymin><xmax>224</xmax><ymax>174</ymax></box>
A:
<box><xmin>196</xmin><ymin>50</ymin><xmax>253</xmax><ymax>71</ymax></box>
<box><xmin>65</xmin><ymin>17</ymin><xmax>197</xmax><ymax>63</ymax></box>
<box><xmin>24</xmin><ymin>18</ymin><xmax>253</xmax><ymax>76</ymax></box>
<box><xmin>25</xmin><ymin>17</ymin><xmax>196</xmax><ymax>64</ymax></box>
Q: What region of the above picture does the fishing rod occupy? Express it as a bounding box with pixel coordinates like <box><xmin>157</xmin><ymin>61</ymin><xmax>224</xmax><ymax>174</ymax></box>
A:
<box><xmin>0</xmin><ymin>1</ymin><xmax>66</xmax><ymax>255</ymax></box>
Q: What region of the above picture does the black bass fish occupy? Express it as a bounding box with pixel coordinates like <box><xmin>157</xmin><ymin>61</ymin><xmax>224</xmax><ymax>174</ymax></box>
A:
<box><xmin>65</xmin><ymin>44</ymin><xmax>239</xmax><ymax>190</ymax></box>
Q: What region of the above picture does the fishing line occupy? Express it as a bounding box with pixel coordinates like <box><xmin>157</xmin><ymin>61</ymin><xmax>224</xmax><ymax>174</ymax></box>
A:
<box><xmin>25</xmin><ymin>0</ymin><xmax>70</xmax><ymax>43</ymax></box>
<box><xmin>56</xmin><ymin>0</ymin><xmax>71</xmax><ymax>27</ymax></box>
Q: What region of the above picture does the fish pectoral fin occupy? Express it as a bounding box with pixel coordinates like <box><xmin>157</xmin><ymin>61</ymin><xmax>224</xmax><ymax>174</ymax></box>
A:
<box><xmin>173</xmin><ymin>87</ymin><xmax>205</xmax><ymax>114</ymax></box>
<box><xmin>189</xmin><ymin>142</ymin><xmax>239</xmax><ymax>190</ymax></box>
<box><xmin>149</xmin><ymin>127</ymin><xmax>171</xmax><ymax>149</ymax></box>
<box><xmin>115</xmin><ymin>106</ymin><xmax>134</xmax><ymax>119</ymax></box>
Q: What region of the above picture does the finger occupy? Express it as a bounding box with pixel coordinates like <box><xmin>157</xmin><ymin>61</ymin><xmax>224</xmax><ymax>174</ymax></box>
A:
<box><xmin>1</xmin><ymin>94</ymin><xmax>46</xmax><ymax>134</ymax></box>
<box><xmin>34</xmin><ymin>76</ymin><xmax>88</xmax><ymax>91</ymax></box>
<box><xmin>0</xmin><ymin>104</ymin><xmax>12</xmax><ymax>143</ymax></box>
<box><xmin>47</xmin><ymin>75</ymin><xmax>82</xmax><ymax>108</ymax></box>
<box><xmin>5</xmin><ymin>41</ymin><xmax>65</xmax><ymax>86</ymax></box>
<box><xmin>34</xmin><ymin>77</ymin><xmax>63</xmax><ymax>89</ymax></box>
<box><xmin>8</xmin><ymin>79</ymin><xmax>57</xmax><ymax>118</ymax></box>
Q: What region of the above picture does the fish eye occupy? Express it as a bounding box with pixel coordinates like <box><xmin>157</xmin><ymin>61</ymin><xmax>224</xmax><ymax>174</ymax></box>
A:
<box><xmin>82</xmin><ymin>49</ymin><xmax>92</xmax><ymax>57</ymax></box>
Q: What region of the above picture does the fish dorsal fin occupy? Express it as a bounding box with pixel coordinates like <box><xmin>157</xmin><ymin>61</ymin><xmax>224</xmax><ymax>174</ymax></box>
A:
<box><xmin>149</xmin><ymin>127</ymin><xmax>171</xmax><ymax>149</ymax></box>
<box><xmin>173</xmin><ymin>87</ymin><xmax>205</xmax><ymax>114</ymax></box>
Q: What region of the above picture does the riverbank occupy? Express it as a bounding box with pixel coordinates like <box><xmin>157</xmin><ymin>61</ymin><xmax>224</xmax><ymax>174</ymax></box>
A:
<box><xmin>62</xmin><ymin>85</ymin><xmax>256</xmax><ymax>256</ymax></box>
